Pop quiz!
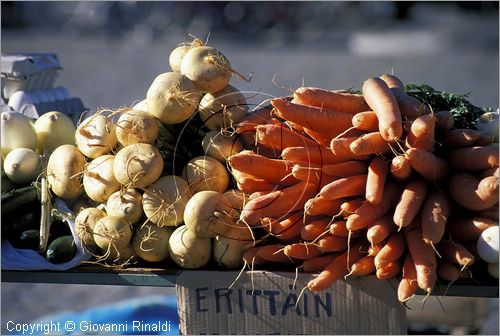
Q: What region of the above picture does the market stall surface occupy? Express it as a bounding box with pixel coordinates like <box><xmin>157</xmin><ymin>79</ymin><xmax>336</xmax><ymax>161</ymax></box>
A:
<box><xmin>1</xmin><ymin>2</ymin><xmax>498</xmax><ymax>335</ymax></box>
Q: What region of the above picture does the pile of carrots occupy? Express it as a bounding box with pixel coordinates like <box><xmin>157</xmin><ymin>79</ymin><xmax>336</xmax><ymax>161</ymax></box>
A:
<box><xmin>230</xmin><ymin>73</ymin><xmax>498</xmax><ymax>304</ymax></box>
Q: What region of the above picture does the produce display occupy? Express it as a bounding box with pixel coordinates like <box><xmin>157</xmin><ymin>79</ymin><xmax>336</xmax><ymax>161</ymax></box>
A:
<box><xmin>1</xmin><ymin>38</ymin><xmax>498</xmax><ymax>305</ymax></box>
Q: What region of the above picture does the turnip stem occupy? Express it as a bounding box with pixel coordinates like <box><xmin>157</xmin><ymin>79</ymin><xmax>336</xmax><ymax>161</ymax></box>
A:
<box><xmin>39</xmin><ymin>171</ymin><xmax>52</xmax><ymax>253</ymax></box>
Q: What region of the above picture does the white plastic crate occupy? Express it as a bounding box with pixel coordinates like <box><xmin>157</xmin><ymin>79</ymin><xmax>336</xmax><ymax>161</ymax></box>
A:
<box><xmin>6</xmin><ymin>87</ymin><xmax>86</xmax><ymax>123</ymax></box>
<box><xmin>1</xmin><ymin>53</ymin><xmax>62</xmax><ymax>99</ymax></box>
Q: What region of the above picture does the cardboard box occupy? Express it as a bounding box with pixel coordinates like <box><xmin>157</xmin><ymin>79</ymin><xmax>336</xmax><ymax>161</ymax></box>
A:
<box><xmin>177</xmin><ymin>271</ymin><xmax>406</xmax><ymax>334</ymax></box>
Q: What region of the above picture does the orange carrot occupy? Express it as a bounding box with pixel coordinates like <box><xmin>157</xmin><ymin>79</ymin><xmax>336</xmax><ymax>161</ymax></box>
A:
<box><xmin>271</xmin><ymin>98</ymin><xmax>354</xmax><ymax>138</ymax></box>
<box><xmin>255</xmin><ymin>123</ymin><xmax>318</xmax><ymax>151</ymax></box>
<box><xmin>346</xmin><ymin>182</ymin><xmax>401</xmax><ymax>231</ymax></box>
<box><xmin>390</xmin><ymin>155</ymin><xmax>413</xmax><ymax>182</ymax></box>
<box><xmin>236</xmin><ymin>105</ymin><xmax>273</xmax><ymax>133</ymax></box>
<box><xmin>290</xmin><ymin>161</ymin><xmax>367</xmax><ymax>185</ymax></box>
<box><xmin>260</xmin><ymin>211</ymin><xmax>304</xmax><ymax>242</ymax></box>
<box><xmin>281</xmin><ymin>146</ymin><xmax>341</xmax><ymax>165</ymax></box>
<box><xmin>420</xmin><ymin>190</ymin><xmax>452</xmax><ymax>246</ymax></box>
<box><xmin>317</xmin><ymin>234</ymin><xmax>349</xmax><ymax>253</ymax></box>
<box><xmin>376</xmin><ymin>259</ymin><xmax>403</xmax><ymax>280</ymax></box>
<box><xmin>339</xmin><ymin>198</ymin><xmax>364</xmax><ymax>217</ymax></box>
<box><xmin>362</xmin><ymin>77</ymin><xmax>403</xmax><ymax>142</ymax></box>
<box><xmin>374</xmin><ymin>232</ymin><xmax>406</xmax><ymax>269</ymax></box>
<box><xmin>253</xmin><ymin>244</ymin><xmax>294</xmax><ymax>264</ymax></box>
<box><xmin>237</xmin><ymin>132</ymin><xmax>280</xmax><ymax>158</ymax></box>
<box><xmin>228</xmin><ymin>150</ymin><xmax>298</xmax><ymax>186</ymax></box>
<box><xmin>448</xmin><ymin>144</ymin><xmax>499</xmax><ymax>171</ymax></box>
<box><xmin>398</xmin><ymin>253</ymin><xmax>419</xmax><ymax>303</ymax></box>
<box><xmin>240</xmin><ymin>181</ymin><xmax>317</xmax><ymax>226</ymax></box>
<box><xmin>330</xmin><ymin>136</ymin><xmax>359</xmax><ymax>157</ymax></box>
<box><xmin>406</xmin><ymin>147</ymin><xmax>449</xmax><ymax>182</ymax></box>
<box><xmin>307</xmin><ymin>241</ymin><xmax>367</xmax><ymax>292</ymax></box>
<box><xmin>393</xmin><ymin>178</ymin><xmax>429</xmax><ymax>229</ymax></box>
<box><xmin>379</xmin><ymin>73</ymin><xmax>429</xmax><ymax>120</ymax></box>
<box><xmin>365</xmin><ymin>156</ymin><xmax>388</xmax><ymax>204</ymax></box>
<box><xmin>302</xmin><ymin>127</ymin><xmax>332</xmax><ymax>147</ymax></box>
<box><xmin>352</xmin><ymin>111</ymin><xmax>379</xmax><ymax>132</ymax></box>
<box><xmin>284</xmin><ymin>243</ymin><xmax>322</xmax><ymax>260</ymax></box>
<box><xmin>305</xmin><ymin>196</ymin><xmax>344</xmax><ymax>217</ymax></box>
<box><xmin>242</xmin><ymin>247</ymin><xmax>266</xmax><ymax>266</ymax></box>
<box><xmin>446</xmin><ymin>217</ymin><xmax>497</xmax><ymax>243</ymax></box>
<box><xmin>322</xmin><ymin>160</ymin><xmax>369</xmax><ymax>177</ymax></box>
<box><xmin>348</xmin><ymin>255</ymin><xmax>376</xmax><ymax>276</ymax></box>
<box><xmin>366</xmin><ymin>214</ymin><xmax>397</xmax><ymax>246</ymax></box>
<box><xmin>349</xmin><ymin>132</ymin><xmax>392</xmax><ymax>156</ymax></box>
<box><xmin>232</xmin><ymin>170</ymin><xmax>280</xmax><ymax>193</ymax></box>
<box><xmin>449</xmin><ymin>173</ymin><xmax>499</xmax><ymax>211</ymax></box>
<box><xmin>285</xmin><ymin>120</ymin><xmax>305</xmax><ymax>134</ymax></box>
<box><xmin>437</xmin><ymin>129</ymin><xmax>480</xmax><ymax>148</ymax></box>
<box><xmin>293</xmin><ymin>87</ymin><xmax>370</xmax><ymax>115</ymax></box>
<box><xmin>437</xmin><ymin>260</ymin><xmax>461</xmax><ymax>283</ymax></box>
<box><xmin>301</xmin><ymin>254</ymin><xmax>339</xmax><ymax>273</ymax></box>
<box><xmin>291</xmin><ymin>164</ymin><xmax>337</xmax><ymax>186</ymax></box>
<box><xmin>405</xmin><ymin>227</ymin><xmax>437</xmax><ymax>294</ymax></box>
<box><xmin>368</xmin><ymin>242</ymin><xmax>385</xmax><ymax>257</ymax></box>
<box><xmin>405</xmin><ymin>113</ymin><xmax>435</xmax><ymax>151</ymax></box>
<box><xmin>236</xmin><ymin>178</ymin><xmax>278</xmax><ymax>194</ymax></box>
<box><xmin>319</xmin><ymin>174</ymin><xmax>367</xmax><ymax>200</ymax></box>
<box><xmin>249</xmin><ymin>190</ymin><xmax>269</xmax><ymax>200</ymax></box>
<box><xmin>438</xmin><ymin>240</ymin><xmax>475</xmax><ymax>269</ymax></box>
<box><xmin>434</xmin><ymin>110</ymin><xmax>454</xmax><ymax>130</ymax></box>
<box><xmin>329</xmin><ymin>220</ymin><xmax>360</xmax><ymax>238</ymax></box>
<box><xmin>301</xmin><ymin>218</ymin><xmax>331</xmax><ymax>241</ymax></box>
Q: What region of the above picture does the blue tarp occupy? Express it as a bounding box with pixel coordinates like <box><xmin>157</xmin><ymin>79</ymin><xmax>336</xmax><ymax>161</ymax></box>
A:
<box><xmin>4</xmin><ymin>295</ymin><xmax>179</xmax><ymax>335</ymax></box>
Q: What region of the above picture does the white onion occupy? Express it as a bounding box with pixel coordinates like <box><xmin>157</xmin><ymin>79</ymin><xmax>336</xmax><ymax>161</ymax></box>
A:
<box><xmin>1</xmin><ymin>111</ymin><xmax>38</xmax><ymax>158</ymax></box>
<box><xmin>3</xmin><ymin>147</ymin><xmax>41</xmax><ymax>184</ymax></box>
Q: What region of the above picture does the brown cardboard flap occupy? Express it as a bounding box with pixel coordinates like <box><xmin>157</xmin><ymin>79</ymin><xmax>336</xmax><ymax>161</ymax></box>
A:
<box><xmin>177</xmin><ymin>271</ymin><xmax>406</xmax><ymax>335</ymax></box>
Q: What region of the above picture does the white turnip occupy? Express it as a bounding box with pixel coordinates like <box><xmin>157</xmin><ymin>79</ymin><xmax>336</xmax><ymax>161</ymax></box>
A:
<box><xmin>75</xmin><ymin>113</ymin><xmax>117</xmax><ymax>159</ymax></box>
<box><xmin>213</xmin><ymin>235</ymin><xmax>253</xmax><ymax>268</ymax></box>
<box><xmin>106</xmin><ymin>243</ymin><xmax>139</xmax><ymax>265</ymax></box>
<box><xmin>182</xmin><ymin>156</ymin><xmax>229</xmax><ymax>193</ymax></box>
<box><xmin>47</xmin><ymin>144</ymin><xmax>86</xmax><ymax>200</ymax></box>
<box><xmin>180</xmin><ymin>46</ymin><xmax>233</xmax><ymax>94</ymax></box>
<box><xmin>106</xmin><ymin>188</ymin><xmax>143</xmax><ymax>225</ymax></box>
<box><xmin>83</xmin><ymin>154</ymin><xmax>121</xmax><ymax>203</ymax></box>
<box><xmin>115</xmin><ymin>108</ymin><xmax>159</xmax><ymax>146</ymax></box>
<box><xmin>223</xmin><ymin>189</ymin><xmax>248</xmax><ymax>210</ymax></box>
<box><xmin>201</xmin><ymin>130</ymin><xmax>243</xmax><ymax>162</ymax></box>
<box><xmin>113</xmin><ymin>143</ymin><xmax>163</xmax><ymax>188</ymax></box>
<box><xmin>133</xmin><ymin>222</ymin><xmax>173</xmax><ymax>262</ymax></box>
<box><xmin>146</xmin><ymin>72</ymin><xmax>201</xmax><ymax>125</ymax></box>
<box><xmin>168</xmin><ymin>225</ymin><xmax>212</xmax><ymax>269</ymax></box>
<box><xmin>183</xmin><ymin>190</ymin><xmax>236</xmax><ymax>238</ymax></box>
<box><xmin>142</xmin><ymin>175</ymin><xmax>192</xmax><ymax>227</ymax></box>
<box><xmin>74</xmin><ymin>207</ymin><xmax>106</xmax><ymax>250</ymax></box>
<box><xmin>93</xmin><ymin>216</ymin><xmax>132</xmax><ymax>251</ymax></box>
<box><xmin>198</xmin><ymin>84</ymin><xmax>249</xmax><ymax>131</ymax></box>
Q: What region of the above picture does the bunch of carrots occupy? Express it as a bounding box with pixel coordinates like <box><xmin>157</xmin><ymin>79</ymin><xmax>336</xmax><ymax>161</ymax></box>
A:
<box><xmin>229</xmin><ymin>73</ymin><xmax>498</xmax><ymax>304</ymax></box>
